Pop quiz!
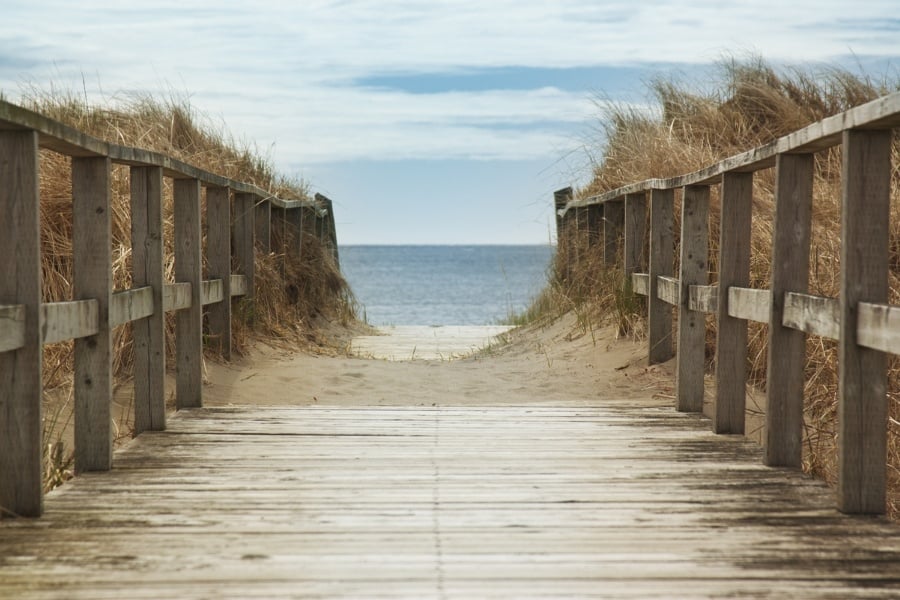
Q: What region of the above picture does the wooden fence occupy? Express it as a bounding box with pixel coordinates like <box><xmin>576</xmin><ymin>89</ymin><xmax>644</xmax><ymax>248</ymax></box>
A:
<box><xmin>555</xmin><ymin>91</ymin><xmax>900</xmax><ymax>515</ymax></box>
<box><xmin>0</xmin><ymin>100</ymin><xmax>340</xmax><ymax>518</ymax></box>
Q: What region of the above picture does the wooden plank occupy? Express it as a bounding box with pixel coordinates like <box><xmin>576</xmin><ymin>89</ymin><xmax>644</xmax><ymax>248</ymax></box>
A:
<box><xmin>164</xmin><ymin>283</ymin><xmax>192</xmax><ymax>312</ymax></box>
<box><xmin>287</xmin><ymin>207</ymin><xmax>302</xmax><ymax>260</ymax></box>
<box><xmin>676</xmin><ymin>185</ymin><xmax>710</xmax><ymax>413</ymax></box>
<box><xmin>174</xmin><ymin>179</ymin><xmax>203</xmax><ymax>410</ymax></box>
<box><xmin>726</xmin><ymin>287</ymin><xmax>771</xmax><ymax>324</ymax></box>
<box><xmin>838</xmin><ymin>129</ymin><xmax>892</xmax><ymax>514</ymax></box>
<box><xmin>632</xmin><ymin>273</ymin><xmax>650</xmax><ymax>296</ymax></box>
<box><xmin>130</xmin><ymin>166</ymin><xmax>166</xmax><ymax>435</ymax></box>
<box><xmin>553</xmin><ymin>187</ymin><xmax>571</xmax><ymax>245</ymax></box>
<box><xmin>110</xmin><ymin>287</ymin><xmax>154</xmax><ymax>328</ymax></box>
<box><xmin>233</xmin><ymin>193</ymin><xmax>255</xmax><ymax>299</ymax></box>
<box><xmin>688</xmin><ymin>285</ymin><xmax>718</xmax><ymax>314</ymax></box>
<box><xmin>230</xmin><ymin>275</ymin><xmax>248</xmax><ymax>297</ymax></box>
<box><xmin>40</xmin><ymin>300</ymin><xmax>100</xmax><ymax>344</ymax></box>
<box><xmin>205</xmin><ymin>186</ymin><xmax>231</xmax><ymax>359</ymax></box>
<box><xmin>766</xmin><ymin>153</ymin><xmax>814</xmax><ymax>468</ymax></box>
<box><xmin>72</xmin><ymin>156</ymin><xmax>113</xmax><ymax>473</ymax></box>
<box><xmin>657</xmin><ymin>276</ymin><xmax>680</xmax><ymax>306</ymax></box>
<box><xmin>201</xmin><ymin>279</ymin><xmax>224</xmax><ymax>306</ymax></box>
<box><xmin>624</xmin><ymin>193</ymin><xmax>647</xmax><ymax>276</ymax></box>
<box><xmin>857</xmin><ymin>302</ymin><xmax>900</xmax><ymax>354</ymax></box>
<box><xmin>255</xmin><ymin>199</ymin><xmax>271</xmax><ymax>254</ymax></box>
<box><xmin>782</xmin><ymin>292</ymin><xmax>840</xmax><ymax>339</ymax></box>
<box><xmin>0</xmin><ymin>305</ymin><xmax>25</xmax><ymax>352</ymax></box>
<box><xmin>0</xmin><ymin>130</ymin><xmax>43</xmax><ymax>518</ymax></box>
<box><xmin>603</xmin><ymin>199</ymin><xmax>624</xmax><ymax>268</ymax></box>
<box><xmin>648</xmin><ymin>188</ymin><xmax>674</xmax><ymax>364</ymax></box>
<box><xmin>714</xmin><ymin>172</ymin><xmax>753</xmax><ymax>434</ymax></box>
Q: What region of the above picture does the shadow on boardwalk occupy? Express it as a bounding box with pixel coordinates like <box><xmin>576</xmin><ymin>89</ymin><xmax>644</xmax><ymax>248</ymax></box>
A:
<box><xmin>2</xmin><ymin>316</ymin><xmax>900</xmax><ymax>599</ymax></box>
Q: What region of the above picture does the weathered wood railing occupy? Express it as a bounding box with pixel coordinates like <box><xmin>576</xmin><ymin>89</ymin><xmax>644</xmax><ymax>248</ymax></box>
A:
<box><xmin>0</xmin><ymin>100</ymin><xmax>340</xmax><ymax>517</ymax></box>
<box><xmin>556</xmin><ymin>91</ymin><xmax>900</xmax><ymax>515</ymax></box>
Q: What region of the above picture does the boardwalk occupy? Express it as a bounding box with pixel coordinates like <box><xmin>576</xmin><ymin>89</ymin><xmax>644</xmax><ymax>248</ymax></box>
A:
<box><xmin>3</xmin><ymin>324</ymin><xmax>900</xmax><ymax>598</ymax></box>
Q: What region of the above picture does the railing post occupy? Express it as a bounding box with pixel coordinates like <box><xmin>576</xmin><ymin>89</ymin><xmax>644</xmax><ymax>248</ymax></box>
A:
<box><xmin>838</xmin><ymin>129</ymin><xmax>892</xmax><ymax>514</ymax></box>
<box><xmin>233</xmin><ymin>192</ymin><xmax>256</xmax><ymax>298</ymax></box>
<box><xmin>0</xmin><ymin>130</ymin><xmax>43</xmax><ymax>517</ymax></box>
<box><xmin>300</xmin><ymin>204</ymin><xmax>317</xmax><ymax>261</ymax></box>
<box><xmin>624</xmin><ymin>193</ymin><xmax>647</xmax><ymax>279</ymax></box>
<box><xmin>676</xmin><ymin>185</ymin><xmax>710</xmax><ymax>412</ymax></box>
<box><xmin>287</xmin><ymin>207</ymin><xmax>302</xmax><ymax>260</ymax></box>
<box><xmin>553</xmin><ymin>188</ymin><xmax>573</xmax><ymax>280</ymax></box>
<box><xmin>587</xmin><ymin>204</ymin><xmax>603</xmax><ymax>250</ymax></box>
<box><xmin>714</xmin><ymin>172</ymin><xmax>753</xmax><ymax>434</ymax></box>
<box><xmin>649</xmin><ymin>188</ymin><xmax>675</xmax><ymax>364</ymax></box>
<box><xmin>130</xmin><ymin>166</ymin><xmax>166</xmax><ymax>435</ymax></box>
<box><xmin>206</xmin><ymin>186</ymin><xmax>232</xmax><ymax>360</ymax></box>
<box><xmin>255</xmin><ymin>198</ymin><xmax>271</xmax><ymax>254</ymax></box>
<box><xmin>765</xmin><ymin>154</ymin><xmax>814</xmax><ymax>467</ymax></box>
<box><xmin>315</xmin><ymin>194</ymin><xmax>340</xmax><ymax>269</ymax></box>
<box><xmin>603</xmin><ymin>199</ymin><xmax>624</xmax><ymax>268</ymax></box>
<box><xmin>72</xmin><ymin>156</ymin><xmax>113</xmax><ymax>473</ymax></box>
<box><xmin>174</xmin><ymin>178</ymin><xmax>203</xmax><ymax>409</ymax></box>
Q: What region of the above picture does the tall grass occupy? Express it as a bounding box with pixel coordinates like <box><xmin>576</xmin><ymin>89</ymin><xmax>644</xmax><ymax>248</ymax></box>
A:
<box><xmin>554</xmin><ymin>57</ymin><xmax>900</xmax><ymax>516</ymax></box>
<box><xmin>22</xmin><ymin>87</ymin><xmax>355</xmax><ymax>490</ymax></box>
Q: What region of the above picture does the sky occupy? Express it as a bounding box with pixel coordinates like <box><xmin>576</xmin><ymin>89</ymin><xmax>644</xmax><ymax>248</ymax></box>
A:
<box><xmin>2</xmin><ymin>1</ymin><xmax>899</xmax><ymax>244</ymax></box>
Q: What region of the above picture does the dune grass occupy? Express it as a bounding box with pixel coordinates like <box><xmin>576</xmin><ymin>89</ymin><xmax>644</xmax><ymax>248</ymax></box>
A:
<box><xmin>20</xmin><ymin>87</ymin><xmax>356</xmax><ymax>490</ymax></box>
<box><xmin>546</xmin><ymin>56</ymin><xmax>900</xmax><ymax>516</ymax></box>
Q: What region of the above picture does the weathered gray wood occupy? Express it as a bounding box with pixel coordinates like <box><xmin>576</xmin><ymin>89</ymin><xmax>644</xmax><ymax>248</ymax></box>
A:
<box><xmin>632</xmin><ymin>273</ymin><xmax>650</xmax><ymax>296</ymax></box>
<box><xmin>233</xmin><ymin>193</ymin><xmax>255</xmax><ymax>299</ymax></box>
<box><xmin>727</xmin><ymin>287</ymin><xmax>771</xmax><ymax>324</ymax></box>
<box><xmin>688</xmin><ymin>285</ymin><xmax>718</xmax><ymax>314</ymax></box>
<box><xmin>586</xmin><ymin>204</ymin><xmax>602</xmax><ymax>249</ymax></box>
<box><xmin>648</xmin><ymin>188</ymin><xmax>674</xmax><ymax>364</ymax></box>
<box><xmin>231</xmin><ymin>275</ymin><xmax>248</xmax><ymax>297</ymax></box>
<box><xmin>0</xmin><ymin>130</ymin><xmax>42</xmax><ymax>518</ymax></box>
<box><xmin>201</xmin><ymin>279</ymin><xmax>224</xmax><ymax>306</ymax></box>
<box><xmin>164</xmin><ymin>283</ymin><xmax>193</xmax><ymax>312</ymax></box>
<box><xmin>40</xmin><ymin>300</ymin><xmax>99</xmax><ymax>344</ymax></box>
<box><xmin>0</xmin><ymin>305</ymin><xmax>25</xmax><ymax>352</ymax></box>
<box><xmin>205</xmin><ymin>186</ymin><xmax>231</xmax><ymax>359</ymax></box>
<box><xmin>782</xmin><ymin>293</ymin><xmax>840</xmax><ymax>339</ymax></box>
<box><xmin>72</xmin><ymin>156</ymin><xmax>113</xmax><ymax>473</ymax></box>
<box><xmin>838</xmin><ymin>129</ymin><xmax>892</xmax><ymax>514</ymax></box>
<box><xmin>657</xmin><ymin>276</ymin><xmax>680</xmax><ymax>306</ymax></box>
<box><xmin>857</xmin><ymin>302</ymin><xmax>900</xmax><ymax>354</ymax></box>
<box><xmin>287</xmin><ymin>207</ymin><xmax>302</xmax><ymax>260</ymax></box>
<box><xmin>766</xmin><ymin>153</ymin><xmax>814</xmax><ymax>467</ymax></box>
<box><xmin>255</xmin><ymin>199</ymin><xmax>271</xmax><ymax>254</ymax></box>
<box><xmin>174</xmin><ymin>179</ymin><xmax>203</xmax><ymax>410</ymax></box>
<box><xmin>603</xmin><ymin>199</ymin><xmax>624</xmax><ymax>268</ymax></box>
<box><xmin>624</xmin><ymin>193</ymin><xmax>647</xmax><ymax>276</ymax></box>
<box><xmin>676</xmin><ymin>185</ymin><xmax>710</xmax><ymax>413</ymax></box>
<box><xmin>299</xmin><ymin>205</ymin><xmax>317</xmax><ymax>261</ymax></box>
<box><xmin>553</xmin><ymin>187</ymin><xmax>571</xmax><ymax>245</ymax></box>
<box><xmin>130</xmin><ymin>166</ymin><xmax>166</xmax><ymax>435</ymax></box>
<box><xmin>714</xmin><ymin>172</ymin><xmax>753</xmax><ymax>434</ymax></box>
<box><xmin>110</xmin><ymin>287</ymin><xmax>154</xmax><ymax>329</ymax></box>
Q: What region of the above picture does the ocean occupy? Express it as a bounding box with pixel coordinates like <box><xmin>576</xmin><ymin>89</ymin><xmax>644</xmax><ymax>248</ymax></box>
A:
<box><xmin>340</xmin><ymin>245</ymin><xmax>554</xmax><ymax>326</ymax></box>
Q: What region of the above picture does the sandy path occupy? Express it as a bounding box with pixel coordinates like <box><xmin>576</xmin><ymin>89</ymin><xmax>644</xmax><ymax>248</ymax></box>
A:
<box><xmin>204</xmin><ymin>315</ymin><xmax>667</xmax><ymax>410</ymax></box>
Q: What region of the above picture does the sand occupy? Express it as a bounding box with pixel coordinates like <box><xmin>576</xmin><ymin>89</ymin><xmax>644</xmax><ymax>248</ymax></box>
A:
<box><xmin>203</xmin><ymin>314</ymin><xmax>676</xmax><ymax>410</ymax></box>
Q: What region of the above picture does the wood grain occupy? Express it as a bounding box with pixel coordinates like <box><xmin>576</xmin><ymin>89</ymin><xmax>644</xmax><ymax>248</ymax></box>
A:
<box><xmin>72</xmin><ymin>156</ymin><xmax>113</xmax><ymax>473</ymax></box>
<box><xmin>174</xmin><ymin>179</ymin><xmax>203</xmax><ymax>410</ymax></box>
<box><xmin>232</xmin><ymin>193</ymin><xmax>255</xmax><ymax>298</ymax></box>
<box><xmin>838</xmin><ymin>129</ymin><xmax>892</xmax><ymax>514</ymax></box>
<box><xmin>130</xmin><ymin>166</ymin><xmax>166</xmax><ymax>434</ymax></box>
<box><xmin>624</xmin><ymin>193</ymin><xmax>647</xmax><ymax>276</ymax></box>
<box><xmin>648</xmin><ymin>188</ymin><xmax>674</xmax><ymax>364</ymax></box>
<box><xmin>782</xmin><ymin>292</ymin><xmax>839</xmax><ymax>339</ymax></box>
<box><xmin>205</xmin><ymin>186</ymin><xmax>232</xmax><ymax>359</ymax></box>
<box><xmin>726</xmin><ymin>287</ymin><xmax>770</xmax><ymax>324</ymax></box>
<box><xmin>0</xmin><ymin>130</ymin><xmax>42</xmax><ymax>517</ymax></box>
<box><xmin>603</xmin><ymin>200</ymin><xmax>624</xmax><ymax>268</ymax></box>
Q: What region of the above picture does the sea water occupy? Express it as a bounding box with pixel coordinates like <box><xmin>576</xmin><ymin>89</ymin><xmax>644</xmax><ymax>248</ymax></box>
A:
<box><xmin>340</xmin><ymin>245</ymin><xmax>554</xmax><ymax>326</ymax></box>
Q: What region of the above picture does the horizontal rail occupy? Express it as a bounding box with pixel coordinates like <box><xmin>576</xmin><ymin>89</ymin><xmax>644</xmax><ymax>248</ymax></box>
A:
<box><xmin>231</xmin><ymin>275</ymin><xmax>248</xmax><ymax>297</ymax></box>
<box><xmin>688</xmin><ymin>285</ymin><xmax>718</xmax><ymax>314</ymax></box>
<box><xmin>657</xmin><ymin>276</ymin><xmax>680</xmax><ymax>306</ymax></box>
<box><xmin>41</xmin><ymin>300</ymin><xmax>99</xmax><ymax>345</ymax></box>
<box><xmin>163</xmin><ymin>283</ymin><xmax>192</xmax><ymax>313</ymax></box>
<box><xmin>0</xmin><ymin>305</ymin><xmax>26</xmax><ymax>352</ymax></box>
<box><xmin>632</xmin><ymin>273</ymin><xmax>649</xmax><ymax>296</ymax></box>
<box><xmin>782</xmin><ymin>292</ymin><xmax>840</xmax><ymax>340</ymax></box>
<box><xmin>201</xmin><ymin>279</ymin><xmax>224</xmax><ymax>306</ymax></box>
<box><xmin>110</xmin><ymin>287</ymin><xmax>154</xmax><ymax>328</ymax></box>
<box><xmin>727</xmin><ymin>287</ymin><xmax>771</xmax><ymax>324</ymax></box>
<box><xmin>560</xmin><ymin>91</ymin><xmax>900</xmax><ymax>214</ymax></box>
<box><xmin>858</xmin><ymin>302</ymin><xmax>900</xmax><ymax>354</ymax></box>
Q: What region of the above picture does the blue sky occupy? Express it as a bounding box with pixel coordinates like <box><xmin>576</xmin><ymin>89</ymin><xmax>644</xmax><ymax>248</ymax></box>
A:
<box><xmin>1</xmin><ymin>1</ymin><xmax>898</xmax><ymax>244</ymax></box>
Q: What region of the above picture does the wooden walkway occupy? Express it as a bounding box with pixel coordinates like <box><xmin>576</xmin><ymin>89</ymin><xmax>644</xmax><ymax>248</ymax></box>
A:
<box><xmin>4</xmin><ymin>401</ymin><xmax>900</xmax><ymax>598</ymax></box>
